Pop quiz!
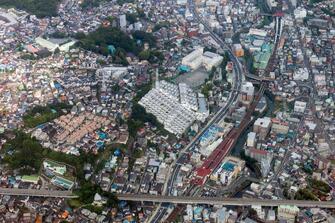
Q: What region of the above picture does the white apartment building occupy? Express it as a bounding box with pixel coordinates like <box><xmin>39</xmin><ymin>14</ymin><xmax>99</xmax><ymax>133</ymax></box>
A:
<box><xmin>239</xmin><ymin>82</ymin><xmax>255</xmax><ymax>104</ymax></box>
<box><xmin>139</xmin><ymin>80</ymin><xmax>209</xmax><ymax>135</ymax></box>
<box><xmin>294</xmin><ymin>101</ymin><xmax>307</xmax><ymax>113</ymax></box>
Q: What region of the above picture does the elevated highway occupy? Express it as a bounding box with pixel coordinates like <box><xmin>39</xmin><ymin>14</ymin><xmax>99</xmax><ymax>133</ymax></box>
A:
<box><xmin>118</xmin><ymin>194</ymin><xmax>335</xmax><ymax>209</ymax></box>
<box><xmin>0</xmin><ymin>188</ymin><xmax>78</xmax><ymax>198</ymax></box>
<box><xmin>149</xmin><ymin>1</ymin><xmax>245</xmax><ymax>221</ymax></box>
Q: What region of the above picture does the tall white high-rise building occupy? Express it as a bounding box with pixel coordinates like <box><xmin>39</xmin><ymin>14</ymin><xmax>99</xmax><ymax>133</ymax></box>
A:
<box><xmin>239</xmin><ymin>82</ymin><xmax>255</xmax><ymax>105</ymax></box>
<box><xmin>261</xmin><ymin>157</ymin><xmax>271</xmax><ymax>177</ymax></box>
<box><xmin>155</xmin><ymin>68</ymin><xmax>160</xmax><ymax>89</ymax></box>
<box><xmin>119</xmin><ymin>14</ymin><xmax>127</xmax><ymax>30</ymax></box>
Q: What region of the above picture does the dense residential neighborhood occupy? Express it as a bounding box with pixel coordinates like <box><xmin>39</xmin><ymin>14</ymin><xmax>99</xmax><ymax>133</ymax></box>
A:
<box><xmin>0</xmin><ymin>0</ymin><xmax>334</xmax><ymax>222</ymax></box>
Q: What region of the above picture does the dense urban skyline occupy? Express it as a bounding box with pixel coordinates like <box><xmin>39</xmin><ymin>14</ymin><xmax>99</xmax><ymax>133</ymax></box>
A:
<box><xmin>0</xmin><ymin>0</ymin><xmax>334</xmax><ymax>222</ymax></box>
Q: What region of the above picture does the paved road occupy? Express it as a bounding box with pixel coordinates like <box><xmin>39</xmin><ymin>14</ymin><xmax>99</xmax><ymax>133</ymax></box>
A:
<box><xmin>293</xmin><ymin>14</ymin><xmax>334</xmax><ymax>152</ymax></box>
<box><xmin>149</xmin><ymin>1</ymin><xmax>246</xmax><ymax>222</ymax></box>
<box><xmin>0</xmin><ymin>188</ymin><xmax>78</xmax><ymax>198</ymax></box>
<box><xmin>118</xmin><ymin>194</ymin><xmax>335</xmax><ymax>208</ymax></box>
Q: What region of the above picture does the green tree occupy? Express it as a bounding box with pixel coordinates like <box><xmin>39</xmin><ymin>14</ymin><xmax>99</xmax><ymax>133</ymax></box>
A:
<box><xmin>132</xmin><ymin>31</ymin><xmax>156</xmax><ymax>47</ymax></box>
<box><xmin>139</xmin><ymin>50</ymin><xmax>151</xmax><ymax>60</ymax></box>
<box><xmin>0</xmin><ymin>0</ymin><xmax>61</xmax><ymax>18</ymax></box>
<box><xmin>78</xmin><ymin>26</ymin><xmax>140</xmax><ymax>57</ymax></box>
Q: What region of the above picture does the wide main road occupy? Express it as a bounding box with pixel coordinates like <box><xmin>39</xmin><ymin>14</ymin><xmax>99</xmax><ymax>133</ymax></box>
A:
<box><xmin>163</xmin><ymin>0</ymin><xmax>245</xmax><ymax>198</ymax></box>
<box><xmin>119</xmin><ymin>194</ymin><xmax>335</xmax><ymax>209</ymax></box>
<box><xmin>149</xmin><ymin>1</ymin><xmax>246</xmax><ymax>222</ymax></box>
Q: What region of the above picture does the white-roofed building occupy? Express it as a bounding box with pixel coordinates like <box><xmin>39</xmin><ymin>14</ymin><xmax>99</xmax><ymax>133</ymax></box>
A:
<box><xmin>239</xmin><ymin>82</ymin><xmax>255</xmax><ymax>105</ymax></box>
<box><xmin>139</xmin><ymin>80</ymin><xmax>209</xmax><ymax>135</ymax></box>
<box><xmin>248</xmin><ymin>28</ymin><xmax>268</xmax><ymax>38</ymax></box>
<box><xmin>182</xmin><ymin>47</ymin><xmax>223</xmax><ymax>71</ymax></box>
<box><xmin>182</xmin><ymin>47</ymin><xmax>204</xmax><ymax>70</ymax></box>
<box><xmin>253</xmin><ymin>117</ymin><xmax>272</xmax><ymax>140</ymax></box>
<box><xmin>294</xmin><ymin>101</ymin><xmax>307</xmax><ymax>113</ymax></box>
<box><xmin>202</xmin><ymin>51</ymin><xmax>223</xmax><ymax>71</ymax></box>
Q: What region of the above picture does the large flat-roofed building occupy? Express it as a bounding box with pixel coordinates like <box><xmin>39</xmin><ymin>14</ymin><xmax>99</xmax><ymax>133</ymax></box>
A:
<box><xmin>248</xmin><ymin>28</ymin><xmax>268</xmax><ymax>38</ymax></box>
<box><xmin>35</xmin><ymin>37</ymin><xmax>76</xmax><ymax>52</ymax></box>
<box><xmin>182</xmin><ymin>47</ymin><xmax>204</xmax><ymax>70</ymax></box>
<box><xmin>0</xmin><ymin>11</ymin><xmax>18</xmax><ymax>28</ymax></box>
<box><xmin>247</xmin><ymin>132</ymin><xmax>257</xmax><ymax>147</ymax></box>
<box><xmin>181</xmin><ymin>47</ymin><xmax>223</xmax><ymax>71</ymax></box>
<box><xmin>202</xmin><ymin>51</ymin><xmax>223</xmax><ymax>71</ymax></box>
<box><xmin>294</xmin><ymin>101</ymin><xmax>307</xmax><ymax>113</ymax></box>
<box><xmin>253</xmin><ymin>117</ymin><xmax>272</xmax><ymax>140</ymax></box>
<box><xmin>210</xmin><ymin>156</ymin><xmax>245</xmax><ymax>185</ymax></box>
<box><xmin>43</xmin><ymin>159</ymin><xmax>66</xmax><ymax>176</ymax></box>
<box><xmin>245</xmin><ymin>148</ymin><xmax>273</xmax><ymax>163</ymax></box>
<box><xmin>271</xmin><ymin>119</ymin><xmax>289</xmax><ymax>135</ymax></box>
<box><xmin>139</xmin><ymin>80</ymin><xmax>209</xmax><ymax>135</ymax></box>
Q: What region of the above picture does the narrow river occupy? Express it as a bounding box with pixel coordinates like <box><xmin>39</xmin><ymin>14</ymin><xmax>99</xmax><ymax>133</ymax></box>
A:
<box><xmin>231</xmin><ymin>91</ymin><xmax>275</xmax><ymax>156</ymax></box>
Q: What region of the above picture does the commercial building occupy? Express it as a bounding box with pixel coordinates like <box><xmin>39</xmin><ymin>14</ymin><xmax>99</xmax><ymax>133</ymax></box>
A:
<box><xmin>266</xmin><ymin>0</ymin><xmax>278</xmax><ymax>10</ymax></box>
<box><xmin>293</xmin><ymin>68</ymin><xmax>309</xmax><ymax>81</ymax></box>
<box><xmin>277</xmin><ymin>205</ymin><xmax>299</xmax><ymax>223</ymax></box>
<box><xmin>294</xmin><ymin>101</ymin><xmax>307</xmax><ymax>113</ymax></box>
<box><xmin>294</xmin><ymin>7</ymin><xmax>307</xmax><ymax>19</ymax></box>
<box><xmin>247</xmin><ymin>132</ymin><xmax>257</xmax><ymax>147</ymax></box>
<box><xmin>0</xmin><ymin>11</ymin><xmax>18</xmax><ymax>28</ymax></box>
<box><xmin>261</xmin><ymin>157</ymin><xmax>272</xmax><ymax>177</ymax></box>
<box><xmin>177</xmin><ymin>0</ymin><xmax>187</xmax><ymax>4</ymax></box>
<box><xmin>119</xmin><ymin>14</ymin><xmax>127</xmax><ymax>30</ymax></box>
<box><xmin>314</xmin><ymin>156</ymin><xmax>330</xmax><ymax>170</ymax></box>
<box><xmin>253</xmin><ymin>117</ymin><xmax>272</xmax><ymax>140</ymax></box>
<box><xmin>271</xmin><ymin>119</ymin><xmax>289</xmax><ymax>135</ymax></box>
<box><xmin>239</xmin><ymin>82</ymin><xmax>255</xmax><ymax>105</ymax></box>
<box><xmin>211</xmin><ymin>156</ymin><xmax>245</xmax><ymax>185</ymax></box>
<box><xmin>248</xmin><ymin>28</ymin><xmax>268</xmax><ymax>38</ymax></box>
<box><xmin>253</xmin><ymin>44</ymin><xmax>273</xmax><ymax>71</ymax></box>
<box><xmin>245</xmin><ymin>148</ymin><xmax>273</xmax><ymax>163</ymax></box>
<box><xmin>233</xmin><ymin>44</ymin><xmax>244</xmax><ymax>57</ymax></box>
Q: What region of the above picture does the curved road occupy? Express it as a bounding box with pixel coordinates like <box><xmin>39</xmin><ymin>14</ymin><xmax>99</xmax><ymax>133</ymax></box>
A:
<box><xmin>149</xmin><ymin>1</ymin><xmax>245</xmax><ymax>222</ymax></box>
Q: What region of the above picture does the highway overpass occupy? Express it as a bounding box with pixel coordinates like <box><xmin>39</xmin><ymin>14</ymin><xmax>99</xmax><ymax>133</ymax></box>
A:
<box><xmin>0</xmin><ymin>188</ymin><xmax>78</xmax><ymax>198</ymax></box>
<box><xmin>118</xmin><ymin>194</ymin><xmax>335</xmax><ymax>209</ymax></box>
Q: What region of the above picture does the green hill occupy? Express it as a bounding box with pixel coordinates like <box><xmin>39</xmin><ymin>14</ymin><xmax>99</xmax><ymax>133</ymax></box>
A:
<box><xmin>0</xmin><ymin>0</ymin><xmax>61</xmax><ymax>18</ymax></box>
